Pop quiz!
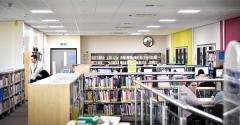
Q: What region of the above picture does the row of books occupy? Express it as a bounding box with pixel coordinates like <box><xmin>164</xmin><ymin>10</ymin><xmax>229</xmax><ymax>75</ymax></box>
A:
<box><xmin>0</xmin><ymin>93</ymin><xmax>24</xmax><ymax>114</ymax></box>
<box><xmin>91</xmin><ymin>55</ymin><xmax>105</xmax><ymax>60</ymax></box>
<box><xmin>85</xmin><ymin>90</ymin><xmax>135</xmax><ymax>102</ymax></box>
<box><xmin>91</xmin><ymin>55</ymin><xmax>160</xmax><ymax>60</ymax></box>
<box><xmin>84</xmin><ymin>104</ymin><xmax>140</xmax><ymax>116</ymax></box>
<box><xmin>11</xmin><ymin>71</ymin><xmax>24</xmax><ymax>84</ymax></box>
<box><xmin>72</xmin><ymin>79</ymin><xmax>82</xmax><ymax>104</ymax></box>
<box><xmin>85</xmin><ymin>76</ymin><xmax>139</xmax><ymax>89</ymax></box>
<box><xmin>0</xmin><ymin>83</ymin><xmax>23</xmax><ymax>102</ymax></box>
<box><xmin>120</xmin><ymin>55</ymin><xmax>159</xmax><ymax>60</ymax></box>
<box><xmin>0</xmin><ymin>76</ymin><xmax>10</xmax><ymax>88</ymax></box>
<box><xmin>0</xmin><ymin>70</ymin><xmax>24</xmax><ymax>88</ymax></box>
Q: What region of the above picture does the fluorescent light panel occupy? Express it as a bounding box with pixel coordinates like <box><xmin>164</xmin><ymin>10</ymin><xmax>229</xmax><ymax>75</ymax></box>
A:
<box><xmin>178</xmin><ymin>9</ymin><xmax>200</xmax><ymax>13</ymax></box>
<box><xmin>41</xmin><ymin>19</ymin><xmax>59</xmax><ymax>22</ymax></box>
<box><xmin>31</xmin><ymin>10</ymin><xmax>53</xmax><ymax>13</ymax></box>
<box><xmin>131</xmin><ymin>33</ymin><xmax>142</xmax><ymax>35</ymax></box>
<box><xmin>54</xmin><ymin>30</ymin><xmax>67</xmax><ymax>32</ymax></box>
<box><xmin>159</xmin><ymin>19</ymin><xmax>176</xmax><ymax>22</ymax></box>
<box><xmin>137</xmin><ymin>30</ymin><xmax>150</xmax><ymax>32</ymax></box>
<box><xmin>146</xmin><ymin>25</ymin><xmax>160</xmax><ymax>28</ymax></box>
<box><xmin>49</xmin><ymin>26</ymin><xmax>64</xmax><ymax>28</ymax></box>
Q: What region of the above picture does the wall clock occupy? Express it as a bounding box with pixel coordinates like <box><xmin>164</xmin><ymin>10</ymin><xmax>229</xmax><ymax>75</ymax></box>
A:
<box><xmin>143</xmin><ymin>36</ymin><xmax>154</xmax><ymax>47</ymax></box>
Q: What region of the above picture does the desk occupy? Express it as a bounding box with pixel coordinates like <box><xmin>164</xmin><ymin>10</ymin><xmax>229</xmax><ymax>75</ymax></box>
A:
<box><xmin>67</xmin><ymin>120</ymin><xmax>131</xmax><ymax>125</ymax></box>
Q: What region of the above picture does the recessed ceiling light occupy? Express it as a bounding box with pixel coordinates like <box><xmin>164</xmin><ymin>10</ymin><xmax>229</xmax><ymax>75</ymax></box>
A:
<box><xmin>41</xmin><ymin>19</ymin><xmax>59</xmax><ymax>22</ymax></box>
<box><xmin>146</xmin><ymin>25</ymin><xmax>160</xmax><ymax>28</ymax></box>
<box><xmin>54</xmin><ymin>30</ymin><xmax>67</xmax><ymax>32</ymax></box>
<box><xmin>131</xmin><ymin>33</ymin><xmax>142</xmax><ymax>35</ymax></box>
<box><xmin>31</xmin><ymin>10</ymin><xmax>53</xmax><ymax>13</ymax></box>
<box><xmin>33</xmin><ymin>25</ymin><xmax>49</xmax><ymax>28</ymax></box>
<box><xmin>178</xmin><ymin>10</ymin><xmax>200</xmax><ymax>13</ymax></box>
<box><xmin>159</xmin><ymin>19</ymin><xmax>176</xmax><ymax>22</ymax></box>
<box><xmin>49</xmin><ymin>26</ymin><xmax>64</xmax><ymax>28</ymax></box>
<box><xmin>137</xmin><ymin>30</ymin><xmax>150</xmax><ymax>32</ymax></box>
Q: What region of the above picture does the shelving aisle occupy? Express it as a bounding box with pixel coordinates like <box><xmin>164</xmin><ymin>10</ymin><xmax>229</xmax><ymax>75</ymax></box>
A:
<box><xmin>0</xmin><ymin>103</ymin><xmax>27</xmax><ymax>125</ymax></box>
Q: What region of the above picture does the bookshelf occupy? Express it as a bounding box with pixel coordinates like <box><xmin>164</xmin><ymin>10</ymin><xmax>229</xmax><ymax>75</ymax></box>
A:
<box><xmin>91</xmin><ymin>53</ymin><xmax>162</xmax><ymax>66</ymax></box>
<box><xmin>0</xmin><ymin>68</ymin><xmax>25</xmax><ymax>116</ymax></box>
<box><xmin>83</xmin><ymin>71</ymin><xmax>195</xmax><ymax>121</ymax></box>
<box><xmin>83</xmin><ymin>73</ymin><xmax>141</xmax><ymax>121</ymax></box>
<box><xmin>28</xmin><ymin>73</ymin><xmax>83</xmax><ymax>125</ymax></box>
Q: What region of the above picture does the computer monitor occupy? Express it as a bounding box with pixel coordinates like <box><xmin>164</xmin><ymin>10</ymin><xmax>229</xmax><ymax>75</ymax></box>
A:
<box><xmin>171</xmin><ymin>68</ymin><xmax>185</xmax><ymax>72</ymax></box>
<box><xmin>195</xmin><ymin>66</ymin><xmax>209</xmax><ymax>76</ymax></box>
<box><xmin>216</xmin><ymin>69</ymin><xmax>223</xmax><ymax>78</ymax></box>
<box><xmin>97</xmin><ymin>68</ymin><xmax>112</xmax><ymax>73</ymax></box>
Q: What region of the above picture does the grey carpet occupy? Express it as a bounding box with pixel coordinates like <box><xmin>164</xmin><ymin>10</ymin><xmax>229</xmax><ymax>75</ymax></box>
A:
<box><xmin>0</xmin><ymin>103</ymin><xmax>27</xmax><ymax>125</ymax></box>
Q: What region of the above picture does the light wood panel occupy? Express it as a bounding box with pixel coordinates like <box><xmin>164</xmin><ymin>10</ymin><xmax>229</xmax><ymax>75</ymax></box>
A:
<box><xmin>24</xmin><ymin>51</ymin><xmax>31</xmax><ymax>100</ymax></box>
<box><xmin>29</xmin><ymin>84</ymin><xmax>70</xmax><ymax>125</ymax></box>
<box><xmin>28</xmin><ymin>73</ymin><xmax>81</xmax><ymax>125</ymax></box>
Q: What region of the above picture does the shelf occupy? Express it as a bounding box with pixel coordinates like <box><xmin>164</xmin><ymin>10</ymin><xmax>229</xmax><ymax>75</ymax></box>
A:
<box><xmin>0</xmin><ymin>85</ymin><xmax>9</xmax><ymax>89</ymax></box>
<box><xmin>85</xmin><ymin>88</ymin><xmax>136</xmax><ymax>90</ymax></box>
<box><xmin>84</xmin><ymin>101</ymin><xmax>137</xmax><ymax>104</ymax></box>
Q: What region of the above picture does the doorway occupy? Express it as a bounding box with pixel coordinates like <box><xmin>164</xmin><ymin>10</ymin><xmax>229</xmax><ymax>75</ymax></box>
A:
<box><xmin>50</xmin><ymin>48</ymin><xmax>77</xmax><ymax>74</ymax></box>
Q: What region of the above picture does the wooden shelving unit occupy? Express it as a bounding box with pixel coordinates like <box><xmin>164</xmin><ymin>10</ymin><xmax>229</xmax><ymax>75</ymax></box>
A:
<box><xmin>28</xmin><ymin>73</ymin><xmax>83</xmax><ymax>125</ymax></box>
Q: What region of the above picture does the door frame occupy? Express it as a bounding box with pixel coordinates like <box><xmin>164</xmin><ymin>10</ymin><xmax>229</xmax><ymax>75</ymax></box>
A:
<box><xmin>50</xmin><ymin>48</ymin><xmax>77</xmax><ymax>74</ymax></box>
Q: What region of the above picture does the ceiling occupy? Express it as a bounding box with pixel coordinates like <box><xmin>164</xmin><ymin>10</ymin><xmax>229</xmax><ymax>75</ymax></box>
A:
<box><xmin>0</xmin><ymin>0</ymin><xmax>240</xmax><ymax>35</ymax></box>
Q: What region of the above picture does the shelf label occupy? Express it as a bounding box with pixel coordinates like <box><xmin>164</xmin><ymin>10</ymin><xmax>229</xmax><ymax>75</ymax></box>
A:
<box><xmin>128</xmin><ymin>60</ymin><xmax>136</xmax><ymax>73</ymax></box>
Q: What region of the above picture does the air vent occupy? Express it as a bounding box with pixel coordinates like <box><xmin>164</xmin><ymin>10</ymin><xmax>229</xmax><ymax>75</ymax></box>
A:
<box><xmin>144</xmin><ymin>4</ymin><xmax>155</xmax><ymax>7</ymax></box>
<box><xmin>111</xmin><ymin>32</ymin><xmax>125</xmax><ymax>35</ymax></box>
<box><xmin>128</xmin><ymin>13</ymin><xmax>156</xmax><ymax>17</ymax></box>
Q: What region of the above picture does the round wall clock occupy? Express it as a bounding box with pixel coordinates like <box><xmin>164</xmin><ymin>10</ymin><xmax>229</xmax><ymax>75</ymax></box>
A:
<box><xmin>143</xmin><ymin>36</ymin><xmax>154</xmax><ymax>47</ymax></box>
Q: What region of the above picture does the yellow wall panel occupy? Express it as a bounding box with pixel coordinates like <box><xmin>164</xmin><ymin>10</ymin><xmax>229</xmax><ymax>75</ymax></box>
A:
<box><xmin>170</xmin><ymin>29</ymin><xmax>192</xmax><ymax>65</ymax></box>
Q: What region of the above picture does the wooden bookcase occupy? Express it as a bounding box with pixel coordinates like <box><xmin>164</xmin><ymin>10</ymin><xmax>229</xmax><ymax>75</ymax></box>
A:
<box><xmin>28</xmin><ymin>73</ymin><xmax>83</xmax><ymax>125</ymax></box>
<box><xmin>0</xmin><ymin>68</ymin><xmax>25</xmax><ymax>115</ymax></box>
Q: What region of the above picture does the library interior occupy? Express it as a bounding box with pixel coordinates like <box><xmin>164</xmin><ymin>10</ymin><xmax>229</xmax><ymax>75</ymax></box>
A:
<box><xmin>0</xmin><ymin>0</ymin><xmax>240</xmax><ymax>125</ymax></box>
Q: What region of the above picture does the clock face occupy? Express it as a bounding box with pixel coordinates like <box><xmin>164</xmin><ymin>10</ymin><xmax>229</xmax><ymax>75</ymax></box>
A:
<box><xmin>143</xmin><ymin>36</ymin><xmax>153</xmax><ymax>47</ymax></box>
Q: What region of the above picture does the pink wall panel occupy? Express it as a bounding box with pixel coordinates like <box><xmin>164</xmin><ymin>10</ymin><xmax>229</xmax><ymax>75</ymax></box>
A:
<box><xmin>225</xmin><ymin>17</ymin><xmax>240</xmax><ymax>49</ymax></box>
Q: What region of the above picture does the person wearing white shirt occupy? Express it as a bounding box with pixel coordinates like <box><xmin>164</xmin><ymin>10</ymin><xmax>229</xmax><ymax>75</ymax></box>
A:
<box><xmin>30</xmin><ymin>55</ymin><xmax>43</xmax><ymax>83</ymax></box>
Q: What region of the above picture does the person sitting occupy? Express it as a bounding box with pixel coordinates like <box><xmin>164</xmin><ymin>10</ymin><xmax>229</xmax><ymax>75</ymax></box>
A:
<box><xmin>180</xmin><ymin>79</ymin><xmax>213</xmax><ymax>125</ymax></box>
<box><xmin>30</xmin><ymin>55</ymin><xmax>43</xmax><ymax>83</ymax></box>
<box><xmin>197</xmin><ymin>69</ymin><xmax>215</xmax><ymax>87</ymax></box>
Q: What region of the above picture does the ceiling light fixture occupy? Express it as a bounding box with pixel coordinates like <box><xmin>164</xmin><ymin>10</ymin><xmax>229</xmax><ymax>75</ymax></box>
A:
<box><xmin>137</xmin><ymin>30</ymin><xmax>150</xmax><ymax>32</ymax></box>
<box><xmin>146</xmin><ymin>25</ymin><xmax>160</xmax><ymax>28</ymax></box>
<box><xmin>41</xmin><ymin>19</ymin><xmax>59</xmax><ymax>22</ymax></box>
<box><xmin>49</xmin><ymin>26</ymin><xmax>64</xmax><ymax>28</ymax></box>
<box><xmin>159</xmin><ymin>19</ymin><xmax>176</xmax><ymax>22</ymax></box>
<box><xmin>54</xmin><ymin>30</ymin><xmax>67</xmax><ymax>32</ymax></box>
<box><xmin>178</xmin><ymin>10</ymin><xmax>200</xmax><ymax>13</ymax></box>
<box><xmin>31</xmin><ymin>10</ymin><xmax>53</xmax><ymax>13</ymax></box>
<box><xmin>131</xmin><ymin>33</ymin><xmax>142</xmax><ymax>35</ymax></box>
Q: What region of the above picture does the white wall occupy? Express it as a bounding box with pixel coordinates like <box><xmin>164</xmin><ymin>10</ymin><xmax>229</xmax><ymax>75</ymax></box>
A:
<box><xmin>193</xmin><ymin>22</ymin><xmax>220</xmax><ymax>64</ymax></box>
<box><xmin>0</xmin><ymin>21</ymin><xmax>24</xmax><ymax>70</ymax></box>
<box><xmin>45</xmin><ymin>36</ymin><xmax>81</xmax><ymax>72</ymax></box>
<box><xmin>81</xmin><ymin>35</ymin><xmax>167</xmax><ymax>60</ymax></box>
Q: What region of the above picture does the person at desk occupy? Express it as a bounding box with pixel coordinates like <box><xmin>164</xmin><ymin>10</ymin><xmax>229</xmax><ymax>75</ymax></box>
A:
<box><xmin>180</xmin><ymin>80</ymin><xmax>213</xmax><ymax>125</ymax></box>
<box><xmin>196</xmin><ymin>69</ymin><xmax>215</xmax><ymax>87</ymax></box>
<box><xmin>30</xmin><ymin>55</ymin><xmax>43</xmax><ymax>83</ymax></box>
